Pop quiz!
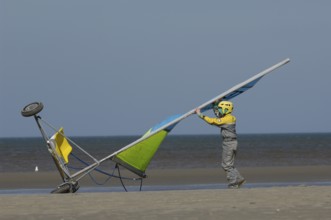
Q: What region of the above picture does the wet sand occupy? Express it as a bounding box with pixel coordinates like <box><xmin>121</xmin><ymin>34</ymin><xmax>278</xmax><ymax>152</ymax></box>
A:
<box><xmin>1</xmin><ymin>165</ymin><xmax>331</xmax><ymax>189</ymax></box>
<box><xmin>1</xmin><ymin>166</ymin><xmax>331</xmax><ymax>219</ymax></box>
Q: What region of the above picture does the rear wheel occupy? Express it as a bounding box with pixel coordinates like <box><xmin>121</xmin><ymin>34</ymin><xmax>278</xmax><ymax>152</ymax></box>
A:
<box><xmin>51</xmin><ymin>182</ymin><xmax>80</xmax><ymax>194</ymax></box>
<box><xmin>21</xmin><ymin>102</ymin><xmax>43</xmax><ymax>117</ymax></box>
<box><xmin>51</xmin><ymin>183</ymin><xmax>71</xmax><ymax>194</ymax></box>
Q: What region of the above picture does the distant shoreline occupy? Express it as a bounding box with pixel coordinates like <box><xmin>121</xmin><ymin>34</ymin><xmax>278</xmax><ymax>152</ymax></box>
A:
<box><xmin>1</xmin><ymin>132</ymin><xmax>331</xmax><ymax>139</ymax></box>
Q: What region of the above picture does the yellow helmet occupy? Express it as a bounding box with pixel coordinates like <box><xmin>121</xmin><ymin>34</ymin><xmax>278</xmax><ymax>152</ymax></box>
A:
<box><xmin>217</xmin><ymin>101</ymin><xmax>234</xmax><ymax>115</ymax></box>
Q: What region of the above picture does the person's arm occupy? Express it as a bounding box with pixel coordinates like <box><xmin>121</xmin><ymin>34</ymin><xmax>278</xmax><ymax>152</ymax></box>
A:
<box><xmin>195</xmin><ymin>108</ymin><xmax>223</xmax><ymax>126</ymax></box>
<box><xmin>195</xmin><ymin>108</ymin><xmax>204</xmax><ymax>119</ymax></box>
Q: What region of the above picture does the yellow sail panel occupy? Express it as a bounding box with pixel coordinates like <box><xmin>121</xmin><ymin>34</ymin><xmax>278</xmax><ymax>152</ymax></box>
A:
<box><xmin>113</xmin><ymin>130</ymin><xmax>168</xmax><ymax>177</ymax></box>
<box><xmin>51</xmin><ymin>127</ymin><xmax>73</xmax><ymax>164</ymax></box>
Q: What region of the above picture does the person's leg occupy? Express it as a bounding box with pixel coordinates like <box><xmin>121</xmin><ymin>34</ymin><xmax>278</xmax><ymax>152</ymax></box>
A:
<box><xmin>221</xmin><ymin>145</ymin><xmax>237</xmax><ymax>185</ymax></box>
<box><xmin>221</xmin><ymin>143</ymin><xmax>245</xmax><ymax>188</ymax></box>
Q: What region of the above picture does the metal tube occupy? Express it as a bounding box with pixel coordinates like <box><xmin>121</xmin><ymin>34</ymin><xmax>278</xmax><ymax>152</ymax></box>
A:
<box><xmin>33</xmin><ymin>115</ymin><xmax>68</xmax><ymax>181</ymax></box>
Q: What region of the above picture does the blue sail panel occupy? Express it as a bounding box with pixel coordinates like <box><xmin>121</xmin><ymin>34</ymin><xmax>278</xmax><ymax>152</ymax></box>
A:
<box><xmin>201</xmin><ymin>76</ymin><xmax>263</xmax><ymax>112</ymax></box>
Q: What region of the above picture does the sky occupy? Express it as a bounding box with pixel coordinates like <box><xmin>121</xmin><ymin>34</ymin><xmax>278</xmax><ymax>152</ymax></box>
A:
<box><xmin>1</xmin><ymin>0</ymin><xmax>330</xmax><ymax>138</ymax></box>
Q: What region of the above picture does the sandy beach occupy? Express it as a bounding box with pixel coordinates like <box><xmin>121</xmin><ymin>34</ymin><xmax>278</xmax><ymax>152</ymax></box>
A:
<box><xmin>1</xmin><ymin>186</ymin><xmax>331</xmax><ymax>220</ymax></box>
<box><xmin>1</xmin><ymin>166</ymin><xmax>331</xmax><ymax>219</ymax></box>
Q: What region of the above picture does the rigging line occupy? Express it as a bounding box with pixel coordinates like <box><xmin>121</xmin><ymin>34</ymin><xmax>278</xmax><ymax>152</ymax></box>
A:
<box><xmin>88</xmin><ymin>170</ymin><xmax>114</xmax><ymax>186</ymax></box>
<box><xmin>38</xmin><ymin>117</ymin><xmax>99</xmax><ymax>163</ymax></box>
<box><xmin>70</xmin><ymin>152</ymin><xmax>142</xmax><ymax>181</ymax></box>
<box><xmin>115</xmin><ymin>164</ymin><xmax>143</xmax><ymax>192</ymax></box>
<box><xmin>35</xmin><ymin>116</ymin><xmax>50</xmax><ymax>142</ymax></box>
<box><xmin>68</xmin><ymin>154</ymin><xmax>117</xmax><ymax>186</ymax></box>
<box><xmin>116</xmin><ymin>163</ymin><xmax>128</xmax><ymax>192</ymax></box>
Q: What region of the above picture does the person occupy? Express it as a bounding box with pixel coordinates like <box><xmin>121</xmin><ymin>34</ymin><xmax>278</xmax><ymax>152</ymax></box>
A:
<box><xmin>195</xmin><ymin>100</ymin><xmax>245</xmax><ymax>188</ymax></box>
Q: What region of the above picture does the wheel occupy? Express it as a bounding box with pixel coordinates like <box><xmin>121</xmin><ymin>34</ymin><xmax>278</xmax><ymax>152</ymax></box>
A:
<box><xmin>50</xmin><ymin>182</ymin><xmax>80</xmax><ymax>194</ymax></box>
<box><xmin>51</xmin><ymin>183</ymin><xmax>71</xmax><ymax>194</ymax></box>
<box><xmin>21</xmin><ymin>102</ymin><xmax>43</xmax><ymax>117</ymax></box>
<box><xmin>70</xmin><ymin>182</ymin><xmax>80</xmax><ymax>193</ymax></box>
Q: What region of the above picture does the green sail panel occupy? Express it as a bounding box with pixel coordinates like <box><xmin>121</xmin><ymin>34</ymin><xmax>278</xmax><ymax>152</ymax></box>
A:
<box><xmin>112</xmin><ymin>115</ymin><xmax>180</xmax><ymax>177</ymax></box>
<box><xmin>113</xmin><ymin>129</ymin><xmax>168</xmax><ymax>177</ymax></box>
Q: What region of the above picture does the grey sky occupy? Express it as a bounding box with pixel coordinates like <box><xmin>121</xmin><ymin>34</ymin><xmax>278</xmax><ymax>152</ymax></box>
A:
<box><xmin>1</xmin><ymin>1</ymin><xmax>330</xmax><ymax>137</ymax></box>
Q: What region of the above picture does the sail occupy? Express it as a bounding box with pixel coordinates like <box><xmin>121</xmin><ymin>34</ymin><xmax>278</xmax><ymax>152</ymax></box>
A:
<box><xmin>200</xmin><ymin>76</ymin><xmax>265</xmax><ymax>112</ymax></box>
<box><xmin>69</xmin><ymin>58</ymin><xmax>290</xmax><ymax>181</ymax></box>
<box><xmin>112</xmin><ymin>115</ymin><xmax>181</xmax><ymax>177</ymax></box>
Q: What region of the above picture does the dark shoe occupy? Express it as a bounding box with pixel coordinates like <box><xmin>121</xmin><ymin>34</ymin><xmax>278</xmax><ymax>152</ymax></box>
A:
<box><xmin>228</xmin><ymin>179</ymin><xmax>246</xmax><ymax>189</ymax></box>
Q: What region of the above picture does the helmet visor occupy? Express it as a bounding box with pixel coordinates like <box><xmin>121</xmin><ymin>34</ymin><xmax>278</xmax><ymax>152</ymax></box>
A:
<box><xmin>218</xmin><ymin>107</ymin><xmax>228</xmax><ymax>115</ymax></box>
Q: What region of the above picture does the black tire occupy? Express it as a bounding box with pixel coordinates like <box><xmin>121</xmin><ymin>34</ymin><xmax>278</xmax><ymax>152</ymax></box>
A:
<box><xmin>51</xmin><ymin>184</ymin><xmax>71</xmax><ymax>194</ymax></box>
<box><xmin>70</xmin><ymin>182</ymin><xmax>80</xmax><ymax>193</ymax></box>
<box><xmin>21</xmin><ymin>102</ymin><xmax>43</xmax><ymax>117</ymax></box>
<box><xmin>50</xmin><ymin>182</ymin><xmax>80</xmax><ymax>194</ymax></box>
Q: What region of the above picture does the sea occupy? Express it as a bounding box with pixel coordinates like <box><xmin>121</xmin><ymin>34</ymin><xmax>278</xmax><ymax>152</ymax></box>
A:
<box><xmin>1</xmin><ymin>133</ymin><xmax>331</xmax><ymax>173</ymax></box>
